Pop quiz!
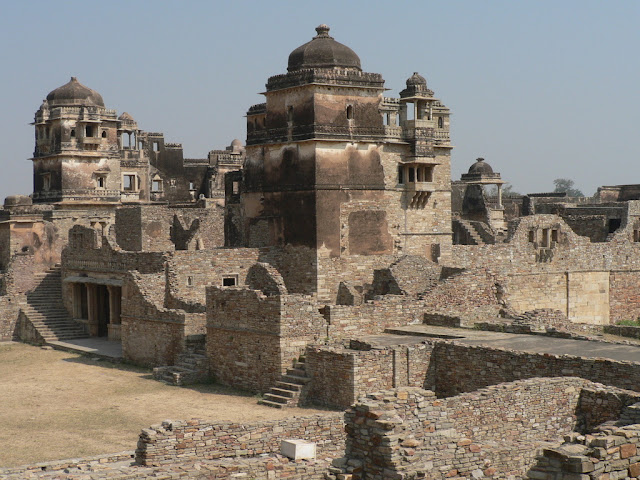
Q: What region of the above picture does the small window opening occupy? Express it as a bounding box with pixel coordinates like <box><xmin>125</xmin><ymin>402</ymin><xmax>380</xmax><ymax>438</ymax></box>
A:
<box><xmin>152</xmin><ymin>180</ymin><xmax>162</xmax><ymax>192</ymax></box>
<box><xmin>397</xmin><ymin>166</ymin><xmax>404</xmax><ymax>184</ymax></box>
<box><xmin>384</xmin><ymin>113</ymin><xmax>390</xmax><ymax>126</ymax></box>
<box><xmin>551</xmin><ymin>229</ymin><xmax>558</xmax><ymax>243</ymax></box>
<box><xmin>438</xmin><ymin>117</ymin><xmax>444</xmax><ymax>128</ymax></box>
<box><xmin>96</xmin><ymin>176</ymin><xmax>105</xmax><ymax>188</ymax></box>
<box><xmin>417</xmin><ymin>168</ymin><xmax>424</xmax><ymax>182</ymax></box>
<box><xmin>123</xmin><ymin>174</ymin><xmax>136</xmax><ymax>191</ymax></box>
<box><xmin>42</xmin><ymin>174</ymin><xmax>51</xmax><ymax>191</ymax></box>
<box><xmin>222</xmin><ymin>275</ymin><xmax>237</xmax><ymax>287</ymax></box>
<box><xmin>346</xmin><ymin>105</ymin><xmax>354</xmax><ymax>120</ymax></box>
<box><xmin>187</xmin><ymin>276</ymin><xmax>194</xmax><ymax>286</ymax></box>
<box><xmin>542</xmin><ymin>228</ymin><xmax>550</xmax><ymax>248</ymax></box>
<box><xmin>189</xmin><ymin>181</ymin><xmax>195</xmax><ymax>190</ymax></box>
<box><xmin>408</xmin><ymin>167</ymin><xmax>415</xmax><ymax>183</ymax></box>
<box><xmin>406</xmin><ymin>102</ymin><xmax>415</xmax><ymax>121</ymax></box>
<box><xmin>287</xmin><ymin>106</ymin><xmax>294</xmax><ymax>123</ymax></box>
<box><xmin>425</xmin><ymin>166</ymin><xmax>434</xmax><ymax>182</ymax></box>
<box><xmin>153</xmin><ymin>142</ymin><xmax>159</xmax><ymax>152</ymax></box>
<box><xmin>101</xmin><ymin>130</ymin><xmax>107</xmax><ymax>138</ymax></box>
<box><xmin>634</xmin><ymin>230</ymin><xmax>640</xmax><ymax>242</ymax></box>
<box><xmin>85</xmin><ymin>125</ymin><xmax>94</xmax><ymax>137</ymax></box>
<box><xmin>528</xmin><ymin>230</ymin><xmax>535</xmax><ymax>243</ymax></box>
<box><xmin>232</xmin><ymin>181</ymin><xmax>240</xmax><ymax>195</ymax></box>
<box><xmin>70</xmin><ymin>129</ymin><xmax>75</xmax><ymax>138</ymax></box>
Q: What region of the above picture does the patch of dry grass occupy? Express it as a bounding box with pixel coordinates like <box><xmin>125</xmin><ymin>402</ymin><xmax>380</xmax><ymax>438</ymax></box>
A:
<box><xmin>0</xmin><ymin>342</ymin><xmax>326</xmax><ymax>467</ymax></box>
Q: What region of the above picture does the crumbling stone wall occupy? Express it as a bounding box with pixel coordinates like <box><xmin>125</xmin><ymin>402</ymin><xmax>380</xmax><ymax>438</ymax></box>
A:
<box><xmin>121</xmin><ymin>272</ymin><xmax>186</xmax><ymax>366</ymax></box>
<box><xmin>115</xmin><ymin>204</ymin><xmax>224</xmax><ymax>252</ymax></box>
<box><xmin>343</xmin><ymin>378</ymin><xmax>628</xmax><ymax>479</ymax></box>
<box><xmin>206</xmin><ymin>286</ymin><xmax>326</xmax><ymax>392</ymax></box>
<box><xmin>135</xmin><ymin>413</ymin><xmax>344</xmax><ymax>466</ymax></box>
<box><xmin>306</xmin><ymin>342</ymin><xmax>434</xmax><ymax>409</ymax></box>
<box><xmin>528</xmin><ymin>425</ymin><xmax>640</xmax><ymax>479</ymax></box>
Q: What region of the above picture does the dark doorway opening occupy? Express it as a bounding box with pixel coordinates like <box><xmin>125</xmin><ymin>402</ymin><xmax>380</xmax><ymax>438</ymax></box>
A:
<box><xmin>96</xmin><ymin>285</ymin><xmax>110</xmax><ymax>337</ymax></box>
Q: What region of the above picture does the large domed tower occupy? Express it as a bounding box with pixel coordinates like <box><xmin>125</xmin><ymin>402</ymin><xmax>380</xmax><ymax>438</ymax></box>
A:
<box><xmin>242</xmin><ymin>25</ymin><xmax>453</xmax><ymax>300</ymax></box>
<box><xmin>31</xmin><ymin>77</ymin><xmax>121</xmax><ymax>203</ymax></box>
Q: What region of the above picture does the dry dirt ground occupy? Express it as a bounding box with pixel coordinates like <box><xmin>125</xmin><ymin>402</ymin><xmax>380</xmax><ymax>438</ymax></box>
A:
<box><xmin>0</xmin><ymin>342</ymin><xmax>328</xmax><ymax>468</ymax></box>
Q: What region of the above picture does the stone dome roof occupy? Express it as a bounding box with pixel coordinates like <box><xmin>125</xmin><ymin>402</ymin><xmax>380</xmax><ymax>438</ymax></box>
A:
<box><xmin>468</xmin><ymin>158</ymin><xmax>494</xmax><ymax>175</ymax></box>
<box><xmin>287</xmin><ymin>25</ymin><xmax>361</xmax><ymax>72</ymax></box>
<box><xmin>231</xmin><ymin>138</ymin><xmax>242</xmax><ymax>148</ymax></box>
<box><xmin>4</xmin><ymin>195</ymin><xmax>32</xmax><ymax>207</ymax></box>
<box><xmin>406</xmin><ymin>72</ymin><xmax>427</xmax><ymax>87</ymax></box>
<box><xmin>118</xmin><ymin>112</ymin><xmax>134</xmax><ymax>121</ymax></box>
<box><xmin>46</xmin><ymin>77</ymin><xmax>105</xmax><ymax>107</ymax></box>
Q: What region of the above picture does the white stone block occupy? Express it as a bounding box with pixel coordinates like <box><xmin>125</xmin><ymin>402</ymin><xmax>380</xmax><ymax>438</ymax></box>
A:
<box><xmin>281</xmin><ymin>439</ymin><xmax>316</xmax><ymax>460</ymax></box>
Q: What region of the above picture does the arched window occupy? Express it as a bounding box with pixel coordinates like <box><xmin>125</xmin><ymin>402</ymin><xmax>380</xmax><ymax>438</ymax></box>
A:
<box><xmin>70</xmin><ymin>129</ymin><xmax>75</xmax><ymax>138</ymax></box>
<box><xmin>101</xmin><ymin>130</ymin><xmax>107</xmax><ymax>138</ymax></box>
<box><xmin>346</xmin><ymin>105</ymin><xmax>354</xmax><ymax>120</ymax></box>
<box><xmin>438</xmin><ymin>117</ymin><xmax>444</xmax><ymax>128</ymax></box>
<box><xmin>287</xmin><ymin>106</ymin><xmax>294</xmax><ymax>123</ymax></box>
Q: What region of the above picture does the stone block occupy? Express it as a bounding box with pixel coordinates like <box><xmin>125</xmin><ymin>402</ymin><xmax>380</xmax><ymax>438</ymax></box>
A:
<box><xmin>281</xmin><ymin>439</ymin><xmax>316</xmax><ymax>460</ymax></box>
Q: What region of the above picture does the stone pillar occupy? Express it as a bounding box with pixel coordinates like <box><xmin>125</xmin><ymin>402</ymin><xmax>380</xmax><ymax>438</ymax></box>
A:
<box><xmin>86</xmin><ymin>284</ymin><xmax>98</xmax><ymax>336</ymax></box>
<box><xmin>497</xmin><ymin>184</ymin><xmax>503</xmax><ymax>208</ymax></box>
<box><xmin>107</xmin><ymin>285</ymin><xmax>122</xmax><ymax>341</ymax></box>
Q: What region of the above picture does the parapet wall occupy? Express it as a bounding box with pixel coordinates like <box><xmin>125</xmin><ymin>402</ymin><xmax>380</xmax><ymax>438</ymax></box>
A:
<box><xmin>135</xmin><ymin>413</ymin><xmax>344</xmax><ymax>467</ymax></box>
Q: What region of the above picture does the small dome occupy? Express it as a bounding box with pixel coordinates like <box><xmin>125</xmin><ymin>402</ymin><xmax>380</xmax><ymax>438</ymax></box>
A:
<box><xmin>4</xmin><ymin>195</ymin><xmax>32</xmax><ymax>207</ymax></box>
<box><xmin>118</xmin><ymin>112</ymin><xmax>135</xmax><ymax>121</ymax></box>
<box><xmin>230</xmin><ymin>138</ymin><xmax>242</xmax><ymax>148</ymax></box>
<box><xmin>468</xmin><ymin>158</ymin><xmax>494</xmax><ymax>175</ymax></box>
<box><xmin>46</xmin><ymin>77</ymin><xmax>105</xmax><ymax>107</ymax></box>
<box><xmin>406</xmin><ymin>72</ymin><xmax>427</xmax><ymax>87</ymax></box>
<box><xmin>287</xmin><ymin>25</ymin><xmax>361</xmax><ymax>72</ymax></box>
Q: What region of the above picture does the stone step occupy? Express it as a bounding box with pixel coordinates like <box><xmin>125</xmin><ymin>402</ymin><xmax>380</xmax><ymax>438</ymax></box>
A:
<box><xmin>275</xmin><ymin>381</ymin><xmax>303</xmax><ymax>392</ymax></box>
<box><xmin>258</xmin><ymin>399</ymin><xmax>284</xmax><ymax>409</ymax></box>
<box><xmin>270</xmin><ymin>387</ymin><xmax>296</xmax><ymax>398</ymax></box>
<box><xmin>281</xmin><ymin>374</ymin><xmax>310</xmax><ymax>385</ymax></box>
<box><xmin>262</xmin><ymin>393</ymin><xmax>289</xmax><ymax>404</ymax></box>
<box><xmin>287</xmin><ymin>367</ymin><xmax>306</xmax><ymax>377</ymax></box>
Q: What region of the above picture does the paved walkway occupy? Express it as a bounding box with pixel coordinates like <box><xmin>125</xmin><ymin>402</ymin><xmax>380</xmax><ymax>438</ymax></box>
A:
<box><xmin>374</xmin><ymin>325</ymin><xmax>640</xmax><ymax>364</ymax></box>
<box><xmin>47</xmin><ymin>337</ymin><xmax>123</xmax><ymax>360</ymax></box>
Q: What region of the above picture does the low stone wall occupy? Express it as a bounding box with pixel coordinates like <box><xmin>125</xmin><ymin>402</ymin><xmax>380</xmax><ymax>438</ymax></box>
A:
<box><xmin>135</xmin><ymin>413</ymin><xmax>344</xmax><ymax>467</ymax></box>
<box><xmin>341</xmin><ymin>379</ymin><xmax>638</xmax><ymax>480</ymax></box>
<box><xmin>433</xmin><ymin>341</ymin><xmax>640</xmax><ymax>398</ymax></box>
<box><xmin>527</xmin><ymin>425</ymin><xmax>640</xmax><ymax>479</ymax></box>
<box><xmin>604</xmin><ymin>323</ymin><xmax>640</xmax><ymax>339</ymax></box>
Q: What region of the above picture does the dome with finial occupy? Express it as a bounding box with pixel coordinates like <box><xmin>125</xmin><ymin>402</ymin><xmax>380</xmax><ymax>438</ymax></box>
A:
<box><xmin>406</xmin><ymin>72</ymin><xmax>427</xmax><ymax>87</ymax></box>
<box><xmin>468</xmin><ymin>157</ymin><xmax>494</xmax><ymax>175</ymax></box>
<box><xmin>46</xmin><ymin>77</ymin><xmax>105</xmax><ymax>107</ymax></box>
<box><xmin>399</xmin><ymin>72</ymin><xmax>433</xmax><ymax>98</ymax></box>
<box><xmin>287</xmin><ymin>25</ymin><xmax>361</xmax><ymax>72</ymax></box>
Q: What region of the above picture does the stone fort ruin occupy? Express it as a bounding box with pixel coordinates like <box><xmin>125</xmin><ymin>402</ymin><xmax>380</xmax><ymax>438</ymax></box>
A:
<box><xmin>4</xmin><ymin>24</ymin><xmax>640</xmax><ymax>479</ymax></box>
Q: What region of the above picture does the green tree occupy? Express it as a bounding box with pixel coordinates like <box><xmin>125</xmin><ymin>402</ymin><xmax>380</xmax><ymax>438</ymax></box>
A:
<box><xmin>553</xmin><ymin>178</ymin><xmax>584</xmax><ymax>197</ymax></box>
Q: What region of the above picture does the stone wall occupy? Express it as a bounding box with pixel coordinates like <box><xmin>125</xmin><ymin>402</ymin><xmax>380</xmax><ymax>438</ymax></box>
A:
<box><xmin>121</xmin><ymin>272</ymin><xmax>186</xmax><ymax>366</ymax></box>
<box><xmin>433</xmin><ymin>341</ymin><xmax>640</xmax><ymax>398</ymax></box>
<box><xmin>342</xmin><ymin>379</ymin><xmax>635</xmax><ymax>479</ymax></box>
<box><xmin>305</xmin><ymin>342</ymin><xmax>433</xmax><ymax>409</ymax></box>
<box><xmin>135</xmin><ymin>413</ymin><xmax>344</xmax><ymax>466</ymax></box>
<box><xmin>528</xmin><ymin>424</ymin><xmax>640</xmax><ymax>479</ymax></box>
<box><xmin>115</xmin><ymin>204</ymin><xmax>225</xmax><ymax>252</ymax></box>
<box><xmin>206</xmin><ymin>286</ymin><xmax>326</xmax><ymax>392</ymax></box>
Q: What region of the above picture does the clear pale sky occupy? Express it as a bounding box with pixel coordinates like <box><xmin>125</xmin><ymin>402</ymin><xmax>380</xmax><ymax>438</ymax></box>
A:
<box><xmin>1</xmin><ymin>0</ymin><xmax>638</xmax><ymax>200</ymax></box>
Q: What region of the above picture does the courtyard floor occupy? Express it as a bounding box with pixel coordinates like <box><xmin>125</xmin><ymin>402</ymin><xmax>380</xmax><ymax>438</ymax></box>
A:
<box><xmin>0</xmin><ymin>342</ymin><xmax>327</xmax><ymax>468</ymax></box>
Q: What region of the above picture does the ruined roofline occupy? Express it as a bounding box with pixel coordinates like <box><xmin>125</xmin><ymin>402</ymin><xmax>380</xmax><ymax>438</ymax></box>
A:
<box><xmin>265</xmin><ymin>68</ymin><xmax>384</xmax><ymax>92</ymax></box>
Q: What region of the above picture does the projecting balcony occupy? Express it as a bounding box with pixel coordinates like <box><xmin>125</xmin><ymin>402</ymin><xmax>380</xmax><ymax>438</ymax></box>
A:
<box><xmin>404</xmin><ymin>181</ymin><xmax>435</xmax><ymax>192</ymax></box>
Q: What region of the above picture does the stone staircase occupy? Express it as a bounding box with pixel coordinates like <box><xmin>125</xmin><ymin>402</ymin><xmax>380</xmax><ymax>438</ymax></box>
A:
<box><xmin>20</xmin><ymin>266</ymin><xmax>88</xmax><ymax>342</ymax></box>
<box><xmin>153</xmin><ymin>335</ymin><xmax>209</xmax><ymax>386</ymax></box>
<box><xmin>259</xmin><ymin>356</ymin><xmax>309</xmax><ymax>408</ymax></box>
<box><xmin>453</xmin><ymin>218</ymin><xmax>486</xmax><ymax>245</ymax></box>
